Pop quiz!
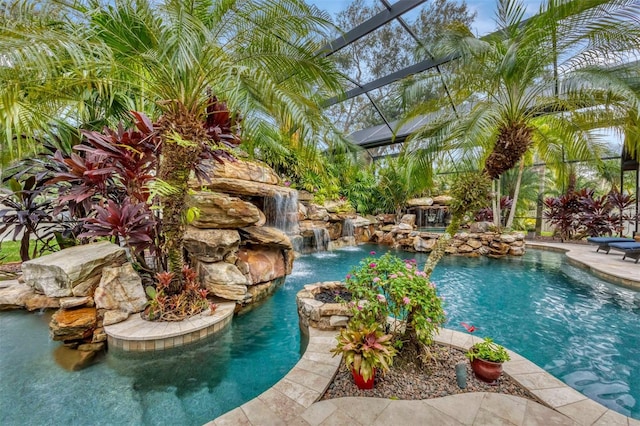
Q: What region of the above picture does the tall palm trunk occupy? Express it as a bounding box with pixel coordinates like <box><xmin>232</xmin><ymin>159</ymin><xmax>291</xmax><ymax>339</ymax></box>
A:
<box><xmin>424</xmin><ymin>215</ymin><xmax>461</xmax><ymax>279</ymax></box>
<box><xmin>157</xmin><ymin>105</ymin><xmax>206</xmax><ymax>292</ymax></box>
<box><xmin>506</xmin><ymin>158</ymin><xmax>525</xmax><ymax>228</ymax></box>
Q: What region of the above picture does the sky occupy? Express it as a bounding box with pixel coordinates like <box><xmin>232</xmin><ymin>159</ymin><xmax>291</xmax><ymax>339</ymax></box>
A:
<box><xmin>306</xmin><ymin>0</ymin><xmax>540</xmax><ymax>36</ymax></box>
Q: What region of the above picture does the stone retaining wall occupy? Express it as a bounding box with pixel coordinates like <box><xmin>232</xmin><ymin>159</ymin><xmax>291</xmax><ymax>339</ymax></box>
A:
<box><xmin>296</xmin><ymin>281</ymin><xmax>353</xmax><ymax>332</ymax></box>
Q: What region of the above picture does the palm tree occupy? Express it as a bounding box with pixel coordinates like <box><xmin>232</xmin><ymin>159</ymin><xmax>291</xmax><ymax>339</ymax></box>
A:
<box><xmin>400</xmin><ymin>0</ymin><xmax>640</xmax><ymax>277</ymax></box>
<box><xmin>1</xmin><ymin>0</ymin><xmax>344</xmax><ymax>280</ymax></box>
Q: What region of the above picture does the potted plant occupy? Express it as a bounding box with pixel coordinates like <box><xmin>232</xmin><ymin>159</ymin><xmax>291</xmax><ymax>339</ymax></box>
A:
<box><xmin>466</xmin><ymin>337</ymin><xmax>511</xmax><ymax>383</ymax></box>
<box><xmin>330</xmin><ymin>321</ymin><xmax>397</xmax><ymax>389</ymax></box>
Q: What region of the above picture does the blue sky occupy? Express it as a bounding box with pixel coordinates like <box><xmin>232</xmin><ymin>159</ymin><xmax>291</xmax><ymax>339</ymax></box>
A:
<box><xmin>307</xmin><ymin>0</ymin><xmax>540</xmax><ymax>36</ymax></box>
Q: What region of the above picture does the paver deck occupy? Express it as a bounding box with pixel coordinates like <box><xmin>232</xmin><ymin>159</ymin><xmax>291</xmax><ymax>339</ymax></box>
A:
<box><xmin>210</xmin><ymin>241</ymin><xmax>640</xmax><ymax>425</ymax></box>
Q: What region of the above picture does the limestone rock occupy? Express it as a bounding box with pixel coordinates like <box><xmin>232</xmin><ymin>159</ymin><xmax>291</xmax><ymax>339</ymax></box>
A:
<box><xmin>205</xmin><ymin>159</ymin><xmax>280</xmax><ymax>184</ymax></box>
<box><xmin>24</xmin><ymin>294</ymin><xmax>60</xmax><ymax>311</ymax></box>
<box><xmin>246</xmin><ymin>278</ymin><xmax>284</xmax><ymax>304</ymax></box>
<box><xmin>298</xmin><ymin>203</ymin><xmax>308</xmax><ymax>220</ymax></box>
<box><xmin>60</xmin><ymin>297</ymin><xmax>92</xmax><ymax>309</ymax></box>
<box><xmin>239</xmin><ymin>226</ymin><xmax>292</xmax><ymax>249</ymax></box>
<box><xmin>50</xmin><ymin>307</ymin><xmax>97</xmax><ymax>341</ymax></box>
<box><xmin>92</xmin><ymin>327</ymin><xmax>107</xmax><ymax>343</ymax></box>
<box><xmin>237</xmin><ymin>247</ymin><xmax>286</xmax><ymax>284</ymax></box>
<box><xmin>500</xmin><ymin>234</ymin><xmax>516</xmax><ymax>243</ymax></box>
<box><xmin>352</xmin><ymin>216</ymin><xmax>371</xmax><ymax>227</ymax></box>
<box><xmin>432</xmin><ymin>195</ymin><xmax>453</xmax><ymax>205</ymax></box>
<box><xmin>22</xmin><ymin>241</ymin><xmax>126</xmax><ymax>298</ymax></box>
<box><xmin>196</xmin><ymin>177</ymin><xmax>296</xmax><ymax>199</ymax></box>
<box><xmin>183</xmin><ymin>227</ymin><xmax>240</xmax><ymax>262</ymax></box>
<box><xmin>94</xmin><ymin>263</ymin><xmax>146</xmax><ymax>314</ymax></box>
<box><xmin>103</xmin><ymin>310</ymin><xmax>130</xmax><ymax>326</ymax></box>
<box><xmin>458</xmin><ymin>244</ymin><xmax>474</xmax><ymax>253</ymax></box>
<box><xmin>378</xmin><ymin>214</ymin><xmax>396</xmax><ymax>224</ymax></box>
<box><xmin>456</xmin><ymin>232</ymin><xmax>469</xmax><ymax>241</ymax></box>
<box><xmin>414</xmin><ymin>237</ymin><xmax>436</xmax><ymax>252</ymax></box>
<box><xmin>467</xmin><ymin>239</ymin><xmax>483</xmax><ymax>249</ymax></box>
<box><xmin>329</xmin><ymin>315</ymin><xmax>350</xmax><ymax>327</ymax></box>
<box><xmin>407</xmin><ymin>197</ymin><xmax>434</xmax><ymax>207</ymax></box>
<box><xmin>188</xmin><ymin>191</ymin><xmax>261</xmax><ymax>229</ymax></box>
<box><xmin>509</xmin><ymin>246</ymin><xmax>525</xmax><ymax>256</ymax></box>
<box><xmin>53</xmin><ymin>345</ymin><xmax>96</xmax><ymax>371</ymax></box>
<box><xmin>77</xmin><ymin>342</ymin><xmax>105</xmax><ymax>352</ymax></box>
<box><xmin>206</xmin><ymin>283</ymin><xmax>248</xmax><ymax>301</ymax></box>
<box><xmin>307</xmin><ymin>204</ymin><xmax>329</xmax><ymax>221</ymax></box>
<box><xmin>400</xmin><ymin>214</ymin><xmax>416</xmax><ymax>227</ymax></box>
<box><xmin>0</xmin><ymin>282</ymin><xmax>35</xmax><ymax>310</ymax></box>
<box><xmin>197</xmin><ymin>262</ymin><xmax>248</xmax><ymax>297</ymax></box>
<box><xmin>469</xmin><ymin>221</ymin><xmax>491</xmax><ymax>233</ymax></box>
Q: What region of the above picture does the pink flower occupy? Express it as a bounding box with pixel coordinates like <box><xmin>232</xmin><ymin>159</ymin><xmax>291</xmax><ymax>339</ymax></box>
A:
<box><xmin>390</xmin><ymin>274</ymin><xmax>397</xmax><ymax>279</ymax></box>
<box><xmin>427</xmin><ymin>318</ymin><xmax>432</xmax><ymax>323</ymax></box>
<box><xmin>284</xmin><ymin>181</ymin><xmax>291</xmax><ymax>187</ymax></box>
<box><xmin>402</xmin><ymin>297</ymin><xmax>410</xmax><ymax>305</ymax></box>
<box><xmin>369</xmin><ymin>263</ymin><xmax>377</xmax><ymax>268</ymax></box>
<box><xmin>370</xmin><ymin>251</ymin><xmax>376</xmax><ymax>255</ymax></box>
<box><xmin>373</xmin><ymin>277</ymin><xmax>381</xmax><ymax>283</ymax></box>
<box><xmin>397</xmin><ymin>272</ymin><xmax>404</xmax><ymax>277</ymax></box>
<box><xmin>376</xmin><ymin>294</ymin><xmax>387</xmax><ymax>303</ymax></box>
<box><xmin>357</xmin><ymin>305</ymin><xmax>363</xmax><ymax>311</ymax></box>
<box><xmin>405</xmin><ymin>263</ymin><xmax>413</xmax><ymax>269</ymax></box>
<box><xmin>346</xmin><ymin>274</ymin><xmax>352</xmax><ymax>280</ymax></box>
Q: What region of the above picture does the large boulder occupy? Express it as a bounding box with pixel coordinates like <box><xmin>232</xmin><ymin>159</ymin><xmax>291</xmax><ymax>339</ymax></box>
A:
<box><xmin>195</xmin><ymin>177</ymin><xmax>296</xmax><ymax>199</ymax></box>
<box><xmin>93</xmin><ymin>263</ymin><xmax>146</xmax><ymax>314</ymax></box>
<box><xmin>205</xmin><ymin>159</ymin><xmax>280</xmax><ymax>184</ymax></box>
<box><xmin>407</xmin><ymin>197</ymin><xmax>434</xmax><ymax>207</ymax></box>
<box><xmin>400</xmin><ymin>214</ymin><xmax>416</xmax><ymax>227</ymax></box>
<box><xmin>0</xmin><ymin>281</ymin><xmax>34</xmax><ymax>310</ymax></box>
<box><xmin>22</xmin><ymin>242</ymin><xmax>127</xmax><ymax>298</ymax></box>
<box><xmin>183</xmin><ymin>227</ymin><xmax>240</xmax><ymax>262</ymax></box>
<box><xmin>432</xmin><ymin>195</ymin><xmax>453</xmax><ymax>205</ymax></box>
<box><xmin>50</xmin><ymin>307</ymin><xmax>97</xmax><ymax>341</ymax></box>
<box><xmin>236</xmin><ymin>247</ymin><xmax>286</xmax><ymax>284</ymax></box>
<box><xmin>188</xmin><ymin>191</ymin><xmax>261</xmax><ymax>229</ymax></box>
<box><xmin>198</xmin><ymin>262</ymin><xmax>248</xmax><ymax>301</ymax></box>
<box><xmin>239</xmin><ymin>226</ymin><xmax>292</xmax><ymax>249</ymax></box>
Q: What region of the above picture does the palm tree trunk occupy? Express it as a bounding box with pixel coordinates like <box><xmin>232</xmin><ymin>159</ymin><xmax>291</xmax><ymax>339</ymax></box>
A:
<box><xmin>506</xmin><ymin>158</ymin><xmax>525</xmax><ymax>228</ymax></box>
<box><xmin>157</xmin><ymin>106</ymin><xmax>206</xmax><ymax>292</ymax></box>
<box><xmin>535</xmin><ymin>164</ymin><xmax>546</xmax><ymax>235</ymax></box>
<box><xmin>424</xmin><ymin>215</ymin><xmax>461</xmax><ymax>280</ymax></box>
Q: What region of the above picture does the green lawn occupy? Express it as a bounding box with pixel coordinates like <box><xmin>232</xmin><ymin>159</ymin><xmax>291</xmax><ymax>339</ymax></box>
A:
<box><xmin>0</xmin><ymin>239</ymin><xmax>59</xmax><ymax>264</ymax></box>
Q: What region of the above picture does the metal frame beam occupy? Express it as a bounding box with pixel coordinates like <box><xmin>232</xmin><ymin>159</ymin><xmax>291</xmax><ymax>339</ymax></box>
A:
<box><xmin>324</xmin><ymin>54</ymin><xmax>455</xmax><ymax>107</ymax></box>
<box><xmin>318</xmin><ymin>0</ymin><xmax>428</xmax><ymax>57</ymax></box>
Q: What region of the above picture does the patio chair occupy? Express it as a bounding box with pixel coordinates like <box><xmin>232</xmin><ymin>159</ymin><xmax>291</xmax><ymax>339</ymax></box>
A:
<box><xmin>607</xmin><ymin>242</ymin><xmax>640</xmax><ymax>263</ymax></box>
<box><xmin>586</xmin><ymin>237</ymin><xmax>635</xmax><ymax>254</ymax></box>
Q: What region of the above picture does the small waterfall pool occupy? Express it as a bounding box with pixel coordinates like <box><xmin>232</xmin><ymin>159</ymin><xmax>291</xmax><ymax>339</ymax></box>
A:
<box><xmin>1</xmin><ymin>245</ymin><xmax>638</xmax><ymax>424</ymax></box>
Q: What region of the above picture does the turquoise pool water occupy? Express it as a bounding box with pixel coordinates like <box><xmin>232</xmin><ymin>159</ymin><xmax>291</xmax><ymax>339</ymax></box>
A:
<box><xmin>1</xmin><ymin>245</ymin><xmax>638</xmax><ymax>424</ymax></box>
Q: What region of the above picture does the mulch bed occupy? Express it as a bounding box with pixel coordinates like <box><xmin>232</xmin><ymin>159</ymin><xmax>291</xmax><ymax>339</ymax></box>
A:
<box><xmin>322</xmin><ymin>344</ymin><xmax>542</xmax><ymax>404</ymax></box>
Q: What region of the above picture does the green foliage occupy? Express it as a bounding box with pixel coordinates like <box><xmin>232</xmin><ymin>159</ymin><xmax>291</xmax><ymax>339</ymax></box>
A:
<box><xmin>345</xmin><ymin>252</ymin><xmax>446</xmax><ymax>346</ymax></box>
<box><xmin>330</xmin><ymin>320</ymin><xmax>397</xmax><ymax>382</ymax></box>
<box><xmin>143</xmin><ymin>266</ymin><xmax>216</xmax><ymax>322</ymax></box>
<box><xmin>449</xmin><ymin>172</ymin><xmax>492</xmax><ymax>219</ymax></box>
<box><xmin>466</xmin><ymin>337</ymin><xmax>511</xmax><ymax>363</ymax></box>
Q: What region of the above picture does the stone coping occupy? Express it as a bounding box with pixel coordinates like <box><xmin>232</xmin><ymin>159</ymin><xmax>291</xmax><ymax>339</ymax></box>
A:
<box><xmin>104</xmin><ymin>302</ymin><xmax>235</xmax><ymax>351</ymax></box>
<box><xmin>526</xmin><ymin>241</ymin><xmax>640</xmax><ymax>290</ymax></box>
<box><xmin>210</xmin><ymin>328</ymin><xmax>639</xmax><ymax>425</ymax></box>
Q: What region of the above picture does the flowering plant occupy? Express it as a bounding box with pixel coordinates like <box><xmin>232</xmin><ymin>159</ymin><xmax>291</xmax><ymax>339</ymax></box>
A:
<box><xmin>345</xmin><ymin>252</ymin><xmax>446</xmax><ymax>346</ymax></box>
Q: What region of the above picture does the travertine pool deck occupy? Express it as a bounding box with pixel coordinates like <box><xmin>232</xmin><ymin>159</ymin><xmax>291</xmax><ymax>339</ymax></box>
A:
<box><xmin>210</xmin><ymin>242</ymin><xmax>639</xmax><ymax>425</ymax></box>
<box><xmin>526</xmin><ymin>241</ymin><xmax>639</xmax><ymax>289</ymax></box>
<box><xmin>104</xmin><ymin>301</ymin><xmax>235</xmax><ymax>351</ymax></box>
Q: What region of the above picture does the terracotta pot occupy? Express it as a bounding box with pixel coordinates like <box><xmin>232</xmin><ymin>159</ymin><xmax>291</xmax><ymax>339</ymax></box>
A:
<box><xmin>351</xmin><ymin>368</ymin><xmax>375</xmax><ymax>389</ymax></box>
<box><xmin>470</xmin><ymin>358</ymin><xmax>503</xmax><ymax>383</ymax></box>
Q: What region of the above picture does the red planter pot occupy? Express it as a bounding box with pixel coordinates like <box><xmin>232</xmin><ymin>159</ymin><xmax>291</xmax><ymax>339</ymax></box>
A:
<box><xmin>351</xmin><ymin>368</ymin><xmax>375</xmax><ymax>389</ymax></box>
<box><xmin>471</xmin><ymin>358</ymin><xmax>503</xmax><ymax>383</ymax></box>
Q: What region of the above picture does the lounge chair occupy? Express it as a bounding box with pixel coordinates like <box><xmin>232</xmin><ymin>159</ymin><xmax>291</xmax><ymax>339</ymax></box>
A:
<box><xmin>607</xmin><ymin>242</ymin><xmax>640</xmax><ymax>263</ymax></box>
<box><xmin>586</xmin><ymin>237</ymin><xmax>635</xmax><ymax>254</ymax></box>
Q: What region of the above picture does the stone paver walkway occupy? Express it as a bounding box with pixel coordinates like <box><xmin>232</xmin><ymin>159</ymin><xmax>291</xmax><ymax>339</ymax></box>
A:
<box><xmin>210</xmin><ymin>242</ymin><xmax>640</xmax><ymax>425</ymax></box>
<box><xmin>527</xmin><ymin>241</ymin><xmax>639</xmax><ymax>289</ymax></box>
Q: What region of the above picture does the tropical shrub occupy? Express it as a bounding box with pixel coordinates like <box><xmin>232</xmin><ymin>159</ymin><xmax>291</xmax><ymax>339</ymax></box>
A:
<box><xmin>330</xmin><ymin>320</ymin><xmax>396</xmax><ymax>382</ymax></box>
<box><xmin>544</xmin><ymin>188</ymin><xmax>638</xmax><ymax>239</ymax></box>
<box><xmin>344</xmin><ymin>252</ymin><xmax>446</xmax><ymax>346</ymax></box>
<box><xmin>143</xmin><ymin>265</ymin><xmax>217</xmax><ymax>321</ymax></box>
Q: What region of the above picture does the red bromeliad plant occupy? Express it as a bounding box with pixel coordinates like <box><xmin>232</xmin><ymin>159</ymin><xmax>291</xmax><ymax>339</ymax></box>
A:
<box><xmin>143</xmin><ymin>266</ymin><xmax>217</xmax><ymax>321</ymax></box>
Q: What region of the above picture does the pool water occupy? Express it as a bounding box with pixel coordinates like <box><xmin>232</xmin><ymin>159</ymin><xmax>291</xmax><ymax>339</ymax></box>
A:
<box><xmin>0</xmin><ymin>245</ymin><xmax>638</xmax><ymax>424</ymax></box>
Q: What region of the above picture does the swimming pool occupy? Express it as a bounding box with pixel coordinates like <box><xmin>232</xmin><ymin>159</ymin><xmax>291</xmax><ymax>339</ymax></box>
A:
<box><xmin>0</xmin><ymin>245</ymin><xmax>638</xmax><ymax>424</ymax></box>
